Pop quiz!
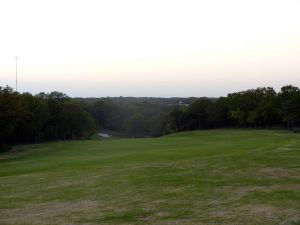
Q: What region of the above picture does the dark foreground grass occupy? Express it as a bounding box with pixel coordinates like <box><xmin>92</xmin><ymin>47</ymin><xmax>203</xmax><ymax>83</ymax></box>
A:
<box><xmin>0</xmin><ymin>130</ymin><xmax>299</xmax><ymax>225</ymax></box>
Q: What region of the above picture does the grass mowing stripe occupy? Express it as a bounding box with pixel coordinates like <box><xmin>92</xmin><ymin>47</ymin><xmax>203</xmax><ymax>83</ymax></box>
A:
<box><xmin>0</xmin><ymin>130</ymin><xmax>299</xmax><ymax>224</ymax></box>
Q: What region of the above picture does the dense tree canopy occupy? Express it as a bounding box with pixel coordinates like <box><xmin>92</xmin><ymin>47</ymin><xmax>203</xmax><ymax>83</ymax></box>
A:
<box><xmin>1</xmin><ymin>84</ymin><xmax>299</xmax><ymax>151</ymax></box>
<box><xmin>164</xmin><ymin>85</ymin><xmax>300</xmax><ymax>133</ymax></box>
<box><xmin>0</xmin><ymin>87</ymin><xmax>95</xmax><ymax>151</ymax></box>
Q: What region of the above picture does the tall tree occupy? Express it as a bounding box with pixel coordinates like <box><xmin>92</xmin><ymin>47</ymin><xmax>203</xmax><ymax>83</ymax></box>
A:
<box><xmin>278</xmin><ymin>85</ymin><xmax>300</xmax><ymax>130</ymax></box>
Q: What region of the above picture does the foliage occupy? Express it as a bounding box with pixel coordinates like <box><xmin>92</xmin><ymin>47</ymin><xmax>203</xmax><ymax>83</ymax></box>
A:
<box><xmin>165</xmin><ymin>86</ymin><xmax>300</xmax><ymax>133</ymax></box>
<box><xmin>0</xmin><ymin>86</ymin><xmax>95</xmax><ymax>150</ymax></box>
<box><xmin>83</xmin><ymin>100</ymin><xmax>171</xmax><ymax>137</ymax></box>
<box><xmin>278</xmin><ymin>85</ymin><xmax>300</xmax><ymax>130</ymax></box>
<box><xmin>1</xmin><ymin>84</ymin><xmax>300</xmax><ymax>150</ymax></box>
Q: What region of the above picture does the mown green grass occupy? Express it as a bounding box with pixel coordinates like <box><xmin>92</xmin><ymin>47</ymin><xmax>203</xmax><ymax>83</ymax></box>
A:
<box><xmin>0</xmin><ymin>130</ymin><xmax>299</xmax><ymax>225</ymax></box>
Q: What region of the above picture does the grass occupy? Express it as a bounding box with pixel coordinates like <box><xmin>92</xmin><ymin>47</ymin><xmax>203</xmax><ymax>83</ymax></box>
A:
<box><xmin>0</xmin><ymin>130</ymin><xmax>299</xmax><ymax>225</ymax></box>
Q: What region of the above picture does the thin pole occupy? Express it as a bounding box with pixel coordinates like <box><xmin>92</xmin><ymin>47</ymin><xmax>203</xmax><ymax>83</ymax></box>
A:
<box><xmin>15</xmin><ymin>56</ymin><xmax>18</xmax><ymax>92</ymax></box>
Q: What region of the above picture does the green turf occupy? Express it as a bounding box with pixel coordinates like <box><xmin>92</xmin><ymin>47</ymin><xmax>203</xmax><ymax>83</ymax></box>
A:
<box><xmin>0</xmin><ymin>130</ymin><xmax>299</xmax><ymax>225</ymax></box>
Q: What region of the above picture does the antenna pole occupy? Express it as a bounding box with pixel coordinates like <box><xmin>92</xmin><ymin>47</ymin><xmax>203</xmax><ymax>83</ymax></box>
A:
<box><xmin>15</xmin><ymin>56</ymin><xmax>18</xmax><ymax>92</ymax></box>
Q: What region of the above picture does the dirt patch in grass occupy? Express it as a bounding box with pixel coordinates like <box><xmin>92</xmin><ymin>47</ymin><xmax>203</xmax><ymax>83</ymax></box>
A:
<box><xmin>217</xmin><ymin>184</ymin><xmax>300</xmax><ymax>199</ymax></box>
<box><xmin>0</xmin><ymin>200</ymin><xmax>99</xmax><ymax>225</ymax></box>
<box><xmin>259</xmin><ymin>167</ymin><xmax>300</xmax><ymax>179</ymax></box>
<box><xmin>237</xmin><ymin>204</ymin><xmax>300</xmax><ymax>224</ymax></box>
<box><xmin>206</xmin><ymin>204</ymin><xmax>300</xmax><ymax>225</ymax></box>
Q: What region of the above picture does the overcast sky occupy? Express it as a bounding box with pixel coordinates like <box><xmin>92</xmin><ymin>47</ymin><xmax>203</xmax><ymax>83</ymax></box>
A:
<box><xmin>0</xmin><ymin>0</ymin><xmax>299</xmax><ymax>97</ymax></box>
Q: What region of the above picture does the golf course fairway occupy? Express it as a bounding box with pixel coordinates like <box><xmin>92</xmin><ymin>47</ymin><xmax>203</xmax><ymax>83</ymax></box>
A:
<box><xmin>0</xmin><ymin>130</ymin><xmax>299</xmax><ymax>225</ymax></box>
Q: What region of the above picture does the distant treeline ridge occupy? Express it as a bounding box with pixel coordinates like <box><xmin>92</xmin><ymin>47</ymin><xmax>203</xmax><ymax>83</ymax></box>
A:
<box><xmin>0</xmin><ymin>85</ymin><xmax>300</xmax><ymax>151</ymax></box>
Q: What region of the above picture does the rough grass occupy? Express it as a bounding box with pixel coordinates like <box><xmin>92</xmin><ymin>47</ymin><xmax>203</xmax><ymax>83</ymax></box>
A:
<box><xmin>0</xmin><ymin>130</ymin><xmax>299</xmax><ymax>225</ymax></box>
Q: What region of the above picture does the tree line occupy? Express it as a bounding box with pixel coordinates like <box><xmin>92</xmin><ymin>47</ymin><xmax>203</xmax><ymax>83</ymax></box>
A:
<box><xmin>164</xmin><ymin>85</ymin><xmax>300</xmax><ymax>133</ymax></box>
<box><xmin>0</xmin><ymin>86</ymin><xmax>95</xmax><ymax>151</ymax></box>
<box><xmin>1</xmin><ymin>84</ymin><xmax>299</xmax><ymax>152</ymax></box>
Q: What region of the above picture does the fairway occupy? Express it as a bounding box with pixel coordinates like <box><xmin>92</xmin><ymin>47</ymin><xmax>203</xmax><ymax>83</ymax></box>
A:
<box><xmin>0</xmin><ymin>130</ymin><xmax>299</xmax><ymax>225</ymax></box>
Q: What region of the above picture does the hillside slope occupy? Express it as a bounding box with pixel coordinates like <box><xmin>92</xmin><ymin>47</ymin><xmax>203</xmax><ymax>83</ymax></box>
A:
<box><xmin>0</xmin><ymin>130</ymin><xmax>299</xmax><ymax>225</ymax></box>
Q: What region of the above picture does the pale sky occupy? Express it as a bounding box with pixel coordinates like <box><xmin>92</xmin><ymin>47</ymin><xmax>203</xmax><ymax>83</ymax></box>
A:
<box><xmin>0</xmin><ymin>0</ymin><xmax>299</xmax><ymax>97</ymax></box>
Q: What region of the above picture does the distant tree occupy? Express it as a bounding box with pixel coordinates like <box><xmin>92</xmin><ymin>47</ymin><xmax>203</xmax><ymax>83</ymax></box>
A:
<box><xmin>278</xmin><ymin>85</ymin><xmax>300</xmax><ymax>130</ymax></box>
<box><xmin>214</xmin><ymin>97</ymin><xmax>232</xmax><ymax>127</ymax></box>
<box><xmin>60</xmin><ymin>101</ymin><xmax>95</xmax><ymax>139</ymax></box>
<box><xmin>226</xmin><ymin>87</ymin><xmax>279</xmax><ymax>127</ymax></box>
<box><xmin>85</xmin><ymin>100</ymin><xmax>116</xmax><ymax>129</ymax></box>
<box><xmin>126</xmin><ymin>113</ymin><xmax>148</xmax><ymax>137</ymax></box>
<box><xmin>187</xmin><ymin>98</ymin><xmax>214</xmax><ymax>129</ymax></box>
<box><xmin>164</xmin><ymin>108</ymin><xmax>189</xmax><ymax>133</ymax></box>
<box><xmin>16</xmin><ymin>93</ymin><xmax>50</xmax><ymax>142</ymax></box>
<box><xmin>0</xmin><ymin>87</ymin><xmax>96</xmax><ymax>151</ymax></box>
<box><xmin>0</xmin><ymin>86</ymin><xmax>22</xmax><ymax>148</ymax></box>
